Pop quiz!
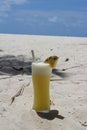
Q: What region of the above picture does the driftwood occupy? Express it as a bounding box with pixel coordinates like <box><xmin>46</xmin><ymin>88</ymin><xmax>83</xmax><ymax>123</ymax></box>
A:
<box><xmin>62</xmin><ymin>65</ymin><xmax>82</xmax><ymax>71</ymax></box>
<box><xmin>31</xmin><ymin>50</ymin><xmax>35</xmax><ymax>62</ymax></box>
<box><xmin>50</xmin><ymin>78</ymin><xmax>60</xmax><ymax>81</ymax></box>
<box><xmin>79</xmin><ymin>121</ymin><xmax>87</xmax><ymax>127</ymax></box>
<box><xmin>10</xmin><ymin>82</ymin><xmax>31</xmax><ymax>105</ymax></box>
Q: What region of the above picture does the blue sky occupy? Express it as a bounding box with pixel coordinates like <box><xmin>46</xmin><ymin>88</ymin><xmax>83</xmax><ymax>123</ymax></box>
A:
<box><xmin>0</xmin><ymin>0</ymin><xmax>87</xmax><ymax>37</ymax></box>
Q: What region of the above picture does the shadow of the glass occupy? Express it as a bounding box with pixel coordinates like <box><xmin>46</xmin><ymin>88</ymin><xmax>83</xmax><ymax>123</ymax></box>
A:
<box><xmin>36</xmin><ymin>110</ymin><xmax>64</xmax><ymax>120</ymax></box>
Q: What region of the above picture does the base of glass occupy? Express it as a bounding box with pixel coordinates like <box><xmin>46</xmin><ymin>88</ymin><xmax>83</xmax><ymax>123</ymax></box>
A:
<box><xmin>36</xmin><ymin>110</ymin><xmax>50</xmax><ymax>113</ymax></box>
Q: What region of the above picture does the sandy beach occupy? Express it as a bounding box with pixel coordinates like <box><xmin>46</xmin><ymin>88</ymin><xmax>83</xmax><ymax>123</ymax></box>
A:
<box><xmin>0</xmin><ymin>34</ymin><xmax>87</xmax><ymax>130</ymax></box>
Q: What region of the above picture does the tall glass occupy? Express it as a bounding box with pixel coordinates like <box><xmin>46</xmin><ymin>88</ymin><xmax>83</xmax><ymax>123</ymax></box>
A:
<box><xmin>32</xmin><ymin>62</ymin><xmax>51</xmax><ymax>112</ymax></box>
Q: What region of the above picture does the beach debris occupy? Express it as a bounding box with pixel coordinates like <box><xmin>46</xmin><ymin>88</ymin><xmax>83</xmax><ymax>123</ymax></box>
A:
<box><xmin>79</xmin><ymin>121</ymin><xmax>87</xmax><ymax>127</ymax></box>
<box><xmin>31</xmin><ymin>50</ymin><xmax>35</xmax><ymax>62</ymax></box>
<box><xmin>50</xmin><ymin>100</ymin><xmax>55</xmax><ymax>106</ymax></box>
<box><xmin>50</xmin><ymin>78</ymin><xmax>60</xmax><ymax>81</ymax></box>
<box><xmin>65</xmin><ymin>58</ymin><xmax>69</xmax><ymax>62</ymax></box>
<box><xmin>62</xmin><ymin>65</ymin><xmax>82</xmax><ymax>71</ymax></box>
<box><xmin>50</xmin><ymin>49</ymin><xmax>53</xmax><ymax>51</ymax></box>
<box><xmin>44</xmin><ymin>55</ymin><xmax>59</xmax><ymax>68</ymax></box>
<box><xmin>10</xmin><ymin>82</ymin><xmax>31</xmax><ymax>105</ymax></box>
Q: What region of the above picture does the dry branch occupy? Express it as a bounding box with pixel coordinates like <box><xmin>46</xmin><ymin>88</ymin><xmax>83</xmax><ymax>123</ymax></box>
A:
<box><xmin>10</xmin><ymin>82</ymin><xmax>31</xmax><ymax>105</ymax></box>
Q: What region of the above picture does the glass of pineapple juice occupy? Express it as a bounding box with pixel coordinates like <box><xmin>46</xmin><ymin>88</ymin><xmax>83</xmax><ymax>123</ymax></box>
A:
<box><xmin>32</xmin><ymin>62</ymin><xmax>51</xmax><ymax>112</ymax></box>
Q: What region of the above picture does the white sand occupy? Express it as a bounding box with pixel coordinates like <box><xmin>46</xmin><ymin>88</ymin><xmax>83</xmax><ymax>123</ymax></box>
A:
<box><xmin>0</xmin><ymin>34</ymin><xmax>87</xmax><ymax>130</ymax></box>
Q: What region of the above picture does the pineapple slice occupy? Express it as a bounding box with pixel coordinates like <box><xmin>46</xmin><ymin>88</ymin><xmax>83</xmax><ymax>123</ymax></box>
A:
<box><xmin>44</xmin><ymin>56</ymin><xmax>59</xmax><ymax>69</ymax></box>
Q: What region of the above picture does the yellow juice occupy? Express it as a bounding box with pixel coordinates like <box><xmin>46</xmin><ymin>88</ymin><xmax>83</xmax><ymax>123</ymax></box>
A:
<box><xmin>32</xmin><ymin>62</ymin><xmax>51</xmax><ymax>111</ymax></box>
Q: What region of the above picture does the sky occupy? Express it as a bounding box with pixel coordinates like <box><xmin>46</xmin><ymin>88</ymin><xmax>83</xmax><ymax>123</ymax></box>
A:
<box><xmin>0</xmin><ymin>0</ymin><xmax>87</xmax><ymax>37</ymax></box>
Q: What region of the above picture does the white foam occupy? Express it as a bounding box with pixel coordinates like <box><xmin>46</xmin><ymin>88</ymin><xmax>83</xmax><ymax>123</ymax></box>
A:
<box><xmin>32</xmin><ymin>62</ymin><xmax>51</xmax><ymax>74</ymax></box>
